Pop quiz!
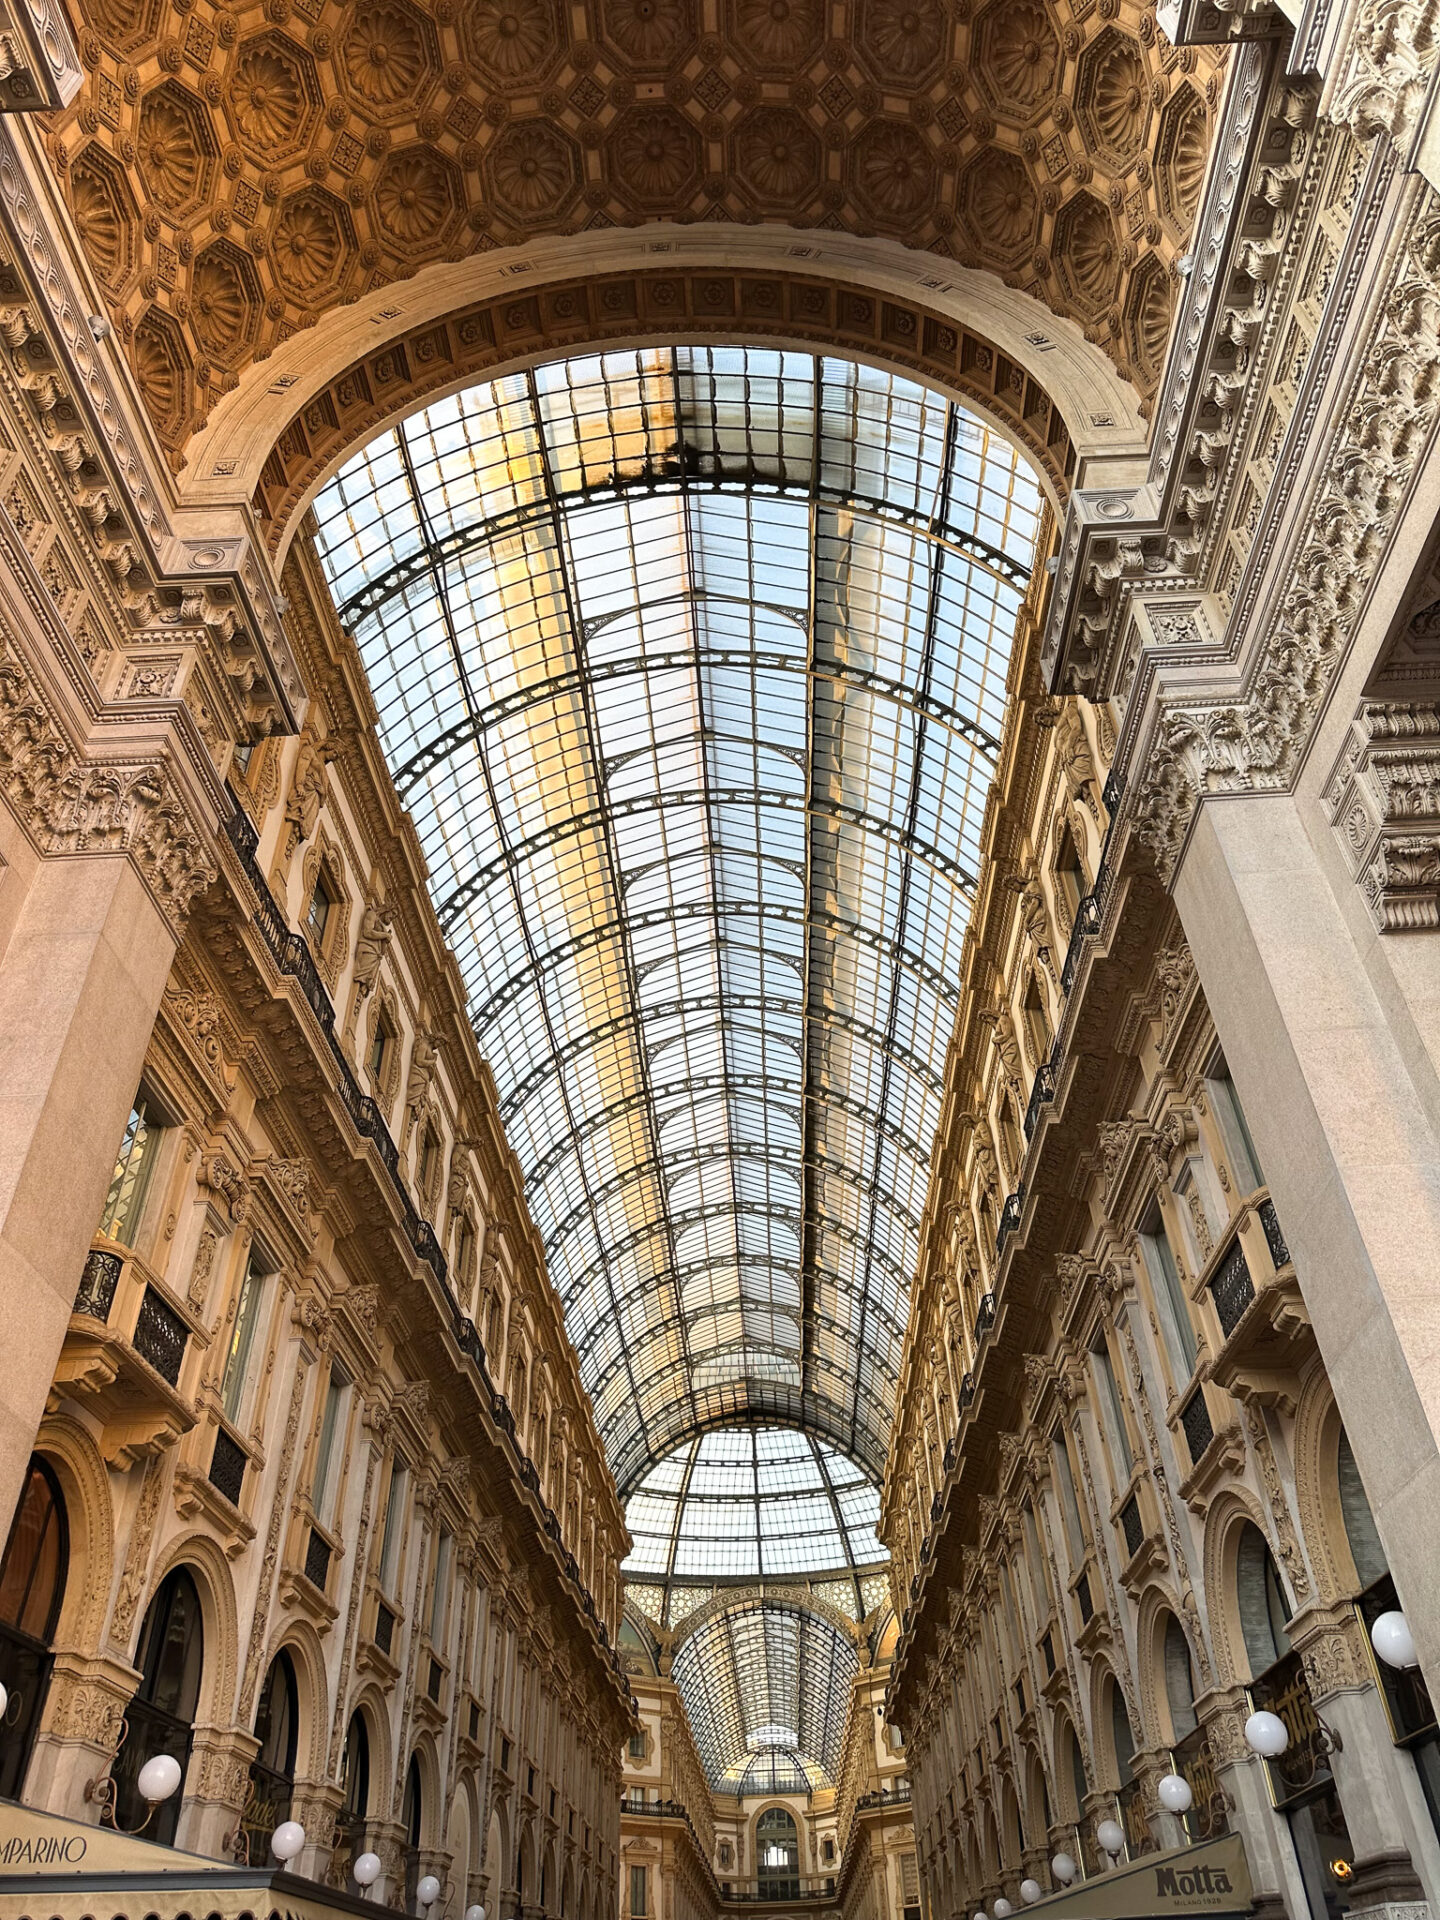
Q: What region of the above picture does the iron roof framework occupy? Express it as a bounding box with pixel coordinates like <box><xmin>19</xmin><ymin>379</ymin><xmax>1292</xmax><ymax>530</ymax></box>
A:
<box><xmin>312</xmin><ymin>347</ymin><xmax>1040</xmax><ymax>1498</ymax></box>
<box><xmin>624</xmin><ymin>1425</ymin><xmax>887</xmax><ymax>1589</ymax></box>
<box><xmin>670</xmin><ymin>1600</ymin><xmax>860</xmax><ymax>1794</ymax></box>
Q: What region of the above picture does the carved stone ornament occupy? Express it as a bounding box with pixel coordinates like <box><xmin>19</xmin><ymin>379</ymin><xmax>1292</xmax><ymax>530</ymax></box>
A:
<box><xmin>1325</xmin><ymin>702</ymin><xmax>1440</xmax><ymax>928</ymax></box>
<box><xmin>199</xmin><ymin>1149</ymin><xmax>250</xmax><ymax>1222</ymax></box>
<box><xmin>0</xmin><ymin>636</ymin><xmax>215</xmax><ymax>928</ymax></box>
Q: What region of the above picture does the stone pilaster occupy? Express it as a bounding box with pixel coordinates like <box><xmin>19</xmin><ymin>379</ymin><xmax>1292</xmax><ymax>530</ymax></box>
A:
<box><xmin>23</xmin><ymin>1649</ymin><xmax>136</xmax><ymax>1820</ymax></box>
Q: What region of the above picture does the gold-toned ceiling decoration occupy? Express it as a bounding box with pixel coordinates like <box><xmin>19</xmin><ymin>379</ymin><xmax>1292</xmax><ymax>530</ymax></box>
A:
<box><xmin>52</xmin><ymin>0</ymin><xmax>1223</xmax><ymax>460</ymax></box>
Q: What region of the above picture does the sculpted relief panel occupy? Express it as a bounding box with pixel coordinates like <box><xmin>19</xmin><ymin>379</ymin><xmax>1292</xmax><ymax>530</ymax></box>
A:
<box><xmin>49</xmin><ymin>0</ymin><xmax>1224</xmax><ymax>456</ymax></box>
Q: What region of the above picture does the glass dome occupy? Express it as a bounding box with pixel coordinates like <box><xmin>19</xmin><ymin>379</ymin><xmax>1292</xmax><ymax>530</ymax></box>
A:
<box><xmin>623</xmin><ymin>1425</ymin><xmax>887</xmax><ymax>1583</ymax></box>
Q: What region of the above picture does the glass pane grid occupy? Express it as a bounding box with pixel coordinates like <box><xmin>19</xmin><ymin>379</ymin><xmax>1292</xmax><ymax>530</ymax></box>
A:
<box><xmin>311</xmin><ymin>345</ymin><xmax>1040</xmax><ymax>1506</ymax></box>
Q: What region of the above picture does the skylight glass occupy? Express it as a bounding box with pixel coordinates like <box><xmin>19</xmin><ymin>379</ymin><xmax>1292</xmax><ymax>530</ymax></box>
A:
<box><xmin>311</xmin><ymin>346</ymin><xmax>1042</xmax><ymax>1497</ymax></box>
<box><xmin>670</xmin><ymin>1601</ymin><xmax>859</xmax><ymax>1793</ymax></box>
<box><xmin>623</xmin><ymin>1425</ymin><xmax>887</xmax><ymax>1584</ymax></box>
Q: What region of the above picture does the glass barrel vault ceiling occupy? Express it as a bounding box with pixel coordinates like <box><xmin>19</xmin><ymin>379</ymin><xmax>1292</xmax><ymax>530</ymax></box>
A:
<box><xmin>624</xmin><ymin>1426</ymin><xmax>886</xmax><ymax>1584</ymax></box>
<box><xmin>670</xmin><ymin>1602</ymin><xmax>860</xmax><ymax>1795</ymax></box>
<box><xmin>311</xmin><ymin>347</ymin><xmax>1042</xmax><ymax>1517</ymax></box>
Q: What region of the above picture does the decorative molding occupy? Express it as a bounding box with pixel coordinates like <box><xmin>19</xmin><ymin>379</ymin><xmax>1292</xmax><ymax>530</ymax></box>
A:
<box><xmin>1325</xmin><ymin>700</ymin><xmax>1440</xmax><ymax>927</ymax></box>
<box><xmin>0</xmin><ymin>629</ymin><xmax>216</xmax><ymax>927</ymax></box>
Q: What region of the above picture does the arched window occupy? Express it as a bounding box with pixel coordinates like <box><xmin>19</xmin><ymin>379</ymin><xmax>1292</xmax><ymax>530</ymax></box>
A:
<box><xmin>1235</xmin><ymin>1522</ymin><xmax>1292</xmax><ymax>1680</ymax></box>
<box><xmin>1110</xmin><ymin>1681</ymin><xmax>1136</xmax><ymax>1787</ymax></box>
<box><xmin>114</xmin><ymin>1568</ymin><xmax>204</xmax><ymax>1844</ymax></box>
<box><xmin>1066</xmin><ymin>1722</ymin><xmax>1087</xmax><ymax>1825</ymax></box>
<box><xmin>338</xmin><ymin>1710</ymin><xmax>370</xmax><ymax>1861</ymax></box>
<box><xmin>1337</xmin><ymin>1431</ymin><xmax>1387</xmax><ymax>1590</ymax></box>
<box><xmin>756</xmin><ymin>1807</ymin><xmax>799</xmax><ymax>1898</ymax></box>
<box><xmin>1162</xmin><ymin>1614</ymin><xmax>1198</xmax><ymax>1740</ymax></box>
<box><xmin>403</xmin><ymin>1752</ymin><xmax>424</xmax><ymax>1912</ymax></box>
<box><xmin>0</xmin><ymin>1458</ymin><xmax>67</xmax><ymax>1799</ymax></box>
<box><xmin>247</xmin><ymin>1650</ymin><xmax>299</xmax><ymax>1854</ymax></box>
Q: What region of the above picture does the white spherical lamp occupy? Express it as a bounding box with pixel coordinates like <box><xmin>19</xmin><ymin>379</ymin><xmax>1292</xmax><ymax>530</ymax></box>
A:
<box><xmin>0</xmin><ymin>1681</ymin><xmax>8</xmax><ymax>1719</ymax></box>
<box><xmin>1157</xmin><ymin>1773</ymin><xmax>1194</xmax><ymax>1814</ymax></box>
<box><xmin>1019</xmin><ymin>1882</ymin><xmax>1042</xmax><ymax>1905</ymax></box>
<box><xmin>1050</xmin><ymin>1853</ymin><xmax>1077</xmax><ymax>1885</ymax></box>
<box><xmin>465</xmin><ymin>1905</ymin><xmax>486</xmax><ymax>1920</ymax></box>
<box><xmin>994</xmin><ymin>1900</ymin><xmax>1014</xmax><ymax>1917</ymax></box>
<box><xmin>1371</xmin><ymin>1610</ymin><xmax>1419</xmax><ymax>1671</ymax></box>
<box><xmin>136</xmin><ymin>1754</ymin><xmax>182</xmax><ymax>1804</ymax></box>
<box><xmin>1244</xmin><ymin>1710</ymin><xmax>1289</xmax><ymax>1758</ymax></box>
<box><xmin>271</xmin><ymin>1821</ymin><xmax>306</xmax><ymax>1863</ymax></box>
<box><xmin>354</xmin><ymin>1854</ymin><xmax>383</xmax><ymax>1888</ymax></box>
<box><xmin>1096</xmin><ymin>1820</ymin><xmax>1125</xmax><ymax>1858</ymax></box>
<box><xmin>974</xmin><ymin>1909</ymin><xmax>988</xmax><ymax>1920</ymax></box>
<box><xmin>417</xmin><ymin>1874</ymin><xmax>442</xmax><ymax>1908</ymax></box>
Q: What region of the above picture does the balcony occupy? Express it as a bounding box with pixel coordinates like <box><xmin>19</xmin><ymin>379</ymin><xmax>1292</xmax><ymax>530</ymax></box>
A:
<box><xmin>1203</xmin><ymin>1193</ymin><xmax>1309</xmax><ymax>1412</ymax></box>
<box><xmin>55</xmin><ymin>1242</ymin><xmax>197</xmax><ymax>1467</ymax></box>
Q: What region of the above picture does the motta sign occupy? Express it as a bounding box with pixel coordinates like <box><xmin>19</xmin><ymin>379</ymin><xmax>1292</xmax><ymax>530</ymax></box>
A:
<box><xmin>1153</xmin><ymin>1860</ymin><xmax>1237</xmax><ymax>1903</ymax></box>
<box><xmin>1019</xmin><ymin>1832</ymin><xmax>1252</xmax><ymax>1920</ymax></box>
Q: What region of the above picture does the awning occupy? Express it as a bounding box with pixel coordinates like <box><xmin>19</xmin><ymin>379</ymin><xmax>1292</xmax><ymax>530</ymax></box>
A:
<box><xmin>1018</xmin><ymin>1834</ymin><xmax>1253</xmax><ymax>1920</ymax></box>
<box><xmin>0</xmin><ymin>1800</ymin><xmax>399</xmax><ymax>1920</ymax></box>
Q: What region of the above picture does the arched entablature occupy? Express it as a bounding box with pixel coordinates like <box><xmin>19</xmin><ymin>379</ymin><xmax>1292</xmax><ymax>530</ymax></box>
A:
<box><xmin>1201</xmin><ymin>1487</ymin><xmax>1287</xmax><ymax>1688</ymax></box>
<box><xmin>34</xmin><ymin>1414</ymin><xmax>114</xmax><ymax>1652</ymax></box>
<box><xmin>671</xmin><ymin>1582</ymin><xmax>862</xmax><ymax>1655</ymax></box>
<box><xmin>141</xmin><ymin>1532</ymin><xmax>240</xmax><ymax>1729</ymax></box>
<box><xmin>1087</xmin><ymin>1659</ymin><xmax>1139</xmax><ymax>1795</ymax></box>
<box><xmin>264</xmin><ymin>1614</ymin><xmax>330</xmax><ymax>1781</ymax></box>
<box><xmin>180</xmin><ymin>226</ymin><xmax>1154</xmax><ymax>534</ymax></box>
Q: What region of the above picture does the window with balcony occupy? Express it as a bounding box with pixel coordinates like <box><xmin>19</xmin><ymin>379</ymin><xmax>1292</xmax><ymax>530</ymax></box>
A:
<box><xmin>1205</xmin><ymin>1051</ymin><xmax>1265</xmax><ymax>1194</ymax></box>
<box><xmin>1139</xmin><ymin>1202</ymin><xmax>1197</xmax><ymax>1384</ymax></box>
<box><xmin>1091</xmin><ymin>1336</ymin><xmax>1133</xmax><ymax>1482</ymax></box>
<box><xmin>378</xmin><ymin>1454</ymin><xmax>409</xmax><ymax>1596</ymax></box>
<box><xmin>98</xmin><ymin>1093</ymin><xmax>165</xmax><ymax>1247</ymax></box>
<box><xmin>221</xmin><ymin>1254</ymin><xmax>268</xmax><ymax>1427</ymax></box>
<box><xmin>312</xmin><ymin>1363</ymin><xmax>350</xmax><ymax>1526</ymax></box>
<box><xmin>1051</xmin><ymin>1428</ymin><xmax>1085</xmax><ymax>1563</ymax></box>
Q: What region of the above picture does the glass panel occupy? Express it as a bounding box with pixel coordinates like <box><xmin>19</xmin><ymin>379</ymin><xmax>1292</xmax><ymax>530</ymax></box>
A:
<box><xmin>221</xmin><ymin>1260</ymin><xmax>264</xmax><ymax>1425</ymax></box>
<box><xmin>312</xmin><ymin>348</ymin><xmax>1040</xmax><ymax>1502</ymax></box>
<box><xmin>99</xmin><ymin>1098</ymin><xmax>161</xmax><ymax>1246</ymax></box>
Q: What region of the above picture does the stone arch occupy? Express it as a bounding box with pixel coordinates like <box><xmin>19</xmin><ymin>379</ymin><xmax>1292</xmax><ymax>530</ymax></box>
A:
<box><xmin>1087</xmin><ymin>1657</ymin><xmax>1137</xmax><ymax>1793</ymax></box>
<box><xmin>1200</xmin><ymin>1486</ymin><xmax>1278</xmax><ymax>1688</ymax></box>
<box><xmin>1050</xmin><ymin>1706</ymin><xmax>1086</xmax><ymax>1824</ymax></box>
<box><xmin>448</xmin><ymin>1782</ymin><xmax>473</xmax><ymax>1897</ymax></box>
<box><xmin>1022</xmin><ymin>1739</ymin><xmax>1051</xmax><ymax>1844</ymax></box>
<box><xmin>541</xmin><ymin>1835</ymin><xmax>558</xmax><ymax>1911</ymax></box>
<box><xmin>1291</xmin><ymin>1365</ymin><xmax>1358</xmax><ymax>1605</ymax></box>
<box><xmin>1000</xmin><ymin>1770</ymin><xmax>1024</xmax><ymax>1866</ymax></box>
<box><xmin>408</xmin><ymin>1731</ymin><xmax>444</xmax><ymax>1847</ymax></box>
<box><xmin>141</xmin><ymin>1531</ymin><xmax>240</xmax><ymax>1728</ymax></box>
<box><xmin>1133</xmin><ymin>1578</ymin><xmax>1191</xmax><ymax>1747</ymax></box>
<box><xmin>180</xmin><ymin>225</ymin><xmax>1152</xmax><ymax>523</ymax></box>
<box><xmin>486</xmin><ymin>1798</ymin><xmax>510</xmax><ymax>1892</ymax></box>
<box><xmin>517</xmin><ymin>1815</ymin><xmax>538</xmax><ymax>1906</ymax></box>
<box><xmin>265</xmin><ymin>1614</ymin><xmax>330</xmax><ymax>1780</ymax></box>
<box><xmin>343</xmin><ymin>1681</ymin><xmax>394</xmax><ymax>1819</ymax></box>
<box><xmin>33</xmin><ymin>1413</ymin><xmax>114</xmax><ymax>1652</ymax></box>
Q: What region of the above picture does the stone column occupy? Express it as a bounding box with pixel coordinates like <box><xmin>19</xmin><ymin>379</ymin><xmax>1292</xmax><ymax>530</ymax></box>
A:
<box><xmin>1174</xmin><ymin>795</ymin><xmax>1440</xmax><ymax>1692</ymax></box>
<box><xmin>1195</xmin><ymin>1687</ymin><xmax>1304</xmax><ymax>1920</ymax></box>
<box><xmin>24</xmin><ymin>1650</ymin><xmax>137</xmax><ymax>1819</ymax></box>
<box><xmin>180</xmin><ymin>1722</ymin><xmax>259</xmax><ymax>1860</ymax></box>
<box><xmin>0</xmin><ymin>850</ymin><xmax>179</xmax><ymax>1536</ymax></box>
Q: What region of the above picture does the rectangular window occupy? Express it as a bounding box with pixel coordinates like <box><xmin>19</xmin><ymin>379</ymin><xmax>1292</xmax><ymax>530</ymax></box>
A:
<box><xmin>429</xmin><ymin>1531</ymin><xmax>452</xmax><ymax>1641</ymax></box>
<box><xmin>628</xmin><ymin>1733</ymin><xmax>645</xmax><ymax>1760</ymax></box>
<box><xmin>1092</xmin><ymin>1337</ymin><xmax>1133</xmax><ymax>1478</ymax></box>
<box><xmin>630</xmin><ymin>1867</ymin><xmax>648</xmax><ymax>1917</ymax></box>
<box><xmin>1140</xmin><ymin>1205</ymin><xmax>1198</xmax><ymax>1380</ymax></box>
<box><xmin>1052</xmin><ymin>1429</ymin><xmax>1085</xmax><ymax>1560</ymax></box>
<box><xmin>312</xmin><ymin>1365</ymin><xmax>349</xmax><ymax>1523</ymax></box>
<box><xmin>420</xmin><ymin>1128</ymin><xmax>438</xmax><ymax>1191</ymax></box>
<box><xmin>368</xmin><ymin>1018</ymin><xmax>390</xmax><ymax>1083</ymax></box>
<box><xmin>221</xmin><ymin>1256</ymin><xmax>266</xmax><ymax>1425</ymax></box>
<box><xmin>1021</xmin><ymin>1502</ymin><xmax>1049</xmax><ymax>1610</ymax></box>
<box><xmin>1206</xmin><ymin>1055</ymin><xmax>1264</xmax><ymax>1193</ymax></box>
<box><xmin>379</xmin><ymin>1455</ymin><xmax>408</xmax><ymax>1593</ymax></box>
<box><xmin>308</xmin><ymin>872</ymin><xmax>333</xmax><ymax>942</ymax></box>
<box><xmin>99</xmin><ymin>1095</ymin><xmax>163</xmax><ymax>1246</ymax></box>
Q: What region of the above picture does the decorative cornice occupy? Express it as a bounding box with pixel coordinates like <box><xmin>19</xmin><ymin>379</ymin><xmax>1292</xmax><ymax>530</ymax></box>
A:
<box><xmin>0</xmin><ymin>627</ymin><xmax>215</xmax><ymax>925</ymax></box>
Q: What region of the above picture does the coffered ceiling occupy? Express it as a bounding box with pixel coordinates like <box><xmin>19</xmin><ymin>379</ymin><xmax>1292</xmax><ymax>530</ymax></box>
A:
<box><xmin>52</xmin><ymin>0</ymin><xmax>1224</xmax><ymax>462</ymax></box>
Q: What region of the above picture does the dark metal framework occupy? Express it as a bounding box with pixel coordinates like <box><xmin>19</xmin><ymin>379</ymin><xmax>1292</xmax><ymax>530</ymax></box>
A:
<box><xmin>313</xmin><ymin>346</ymin><xmax>1040</xmax><ymax>1499</ymax></box>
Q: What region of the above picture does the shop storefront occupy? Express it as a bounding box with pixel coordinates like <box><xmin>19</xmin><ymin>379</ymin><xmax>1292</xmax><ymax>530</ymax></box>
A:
<box><xmin>0</xmin><ymin>1800</ymin><xmax>399</xmax><ymax>1920</ymax></box>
